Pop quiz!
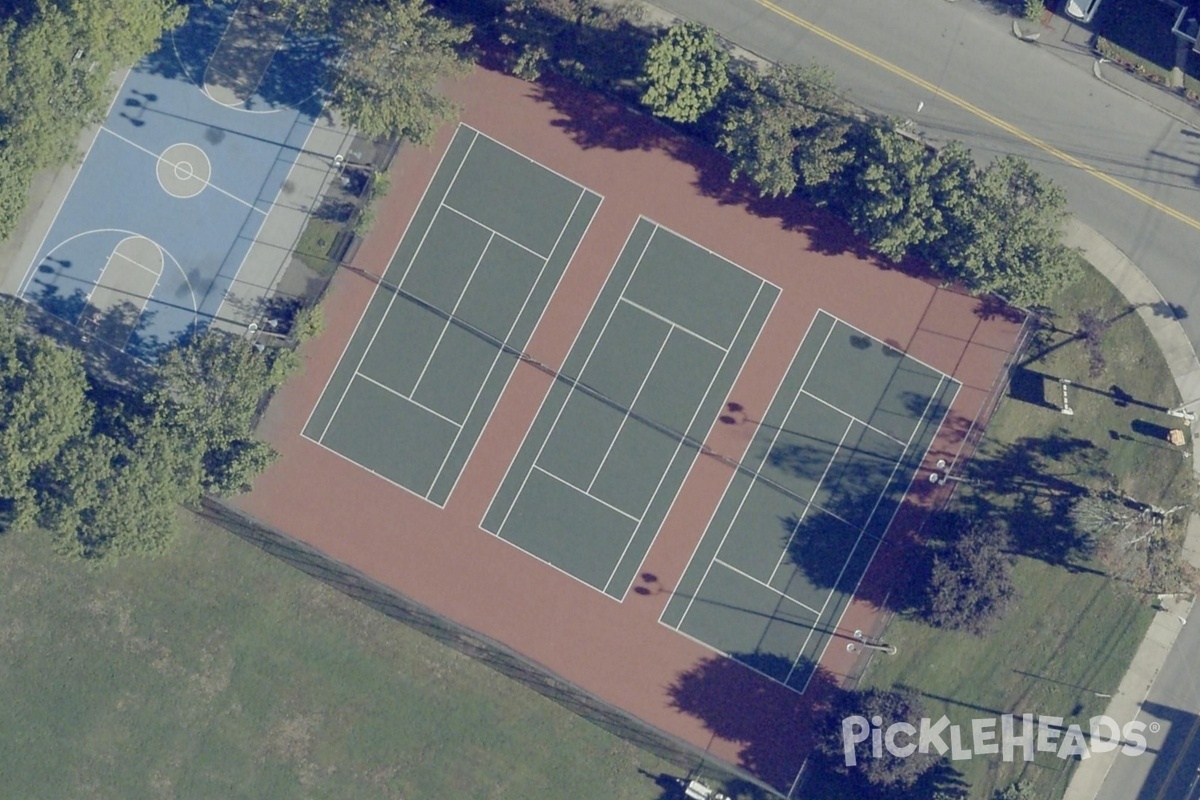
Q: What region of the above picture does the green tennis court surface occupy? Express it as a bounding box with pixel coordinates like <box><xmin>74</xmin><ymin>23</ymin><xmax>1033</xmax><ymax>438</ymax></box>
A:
<box><xmin>482</xmin><ymin>218</ymin><xmax>779</xmax><ymax>599</ymax></box>
<box><xmin>304</xmin><ymin>125</ymin><xmax>601</xmax><ymax>505</ymax></box>
<box><xmin>660</xmin><ymin>311</ymin><xmax>959</xmax><ymax>693</ymax></box>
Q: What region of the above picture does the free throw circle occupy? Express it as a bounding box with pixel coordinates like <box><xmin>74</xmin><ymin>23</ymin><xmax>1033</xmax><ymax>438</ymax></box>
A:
<box><xmin>157</xmin><ymin>143</ymin><xmax>211</xmax><ymax>199</ymax></box>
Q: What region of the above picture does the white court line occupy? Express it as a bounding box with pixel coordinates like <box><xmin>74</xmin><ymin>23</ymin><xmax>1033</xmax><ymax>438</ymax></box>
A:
<box><xmin>299</xmin><ymin>428</ymin><xmax>449</xmax><ymax>509</ymax></box>
<box><xmin>799</xmin><ymin>389</ymin><xmax>907</xmax><ymax>447</ymax></box>
<box><xmin>646</xmin><ymin>217</ymin><xmax>783</xmax><ymax>292</ymax></box>
<box><xmin>214</xmin><ymin>101</ymin><xmax>334</xmax><ymax>325</ymax></box>
<box><xmin>790</xmin><ymin>376</ymin><xmax>957</xmax><ymax>690</ymax></box>
<box><xmin>612</xmin><ymin>280</ymin><xmax>774</xmax><ymax>599</ymax></box>
<box><xmin>99</xmin><ymin>126</ymin><xmax>267</xmax><ymax>215</ymax></box>
<box><xmin>489</xmin><ymin>225</ymin><xmax>657</xmax><ymax>539</ymax></box>
<box><xmin>714</xmin><ymin>558</ymin><xmax>822</xmax><ymax>616</ymax></box>
<box><xmin>797</xmin><ymin>380</ymin><xmax>963</xmax><ymax>696</ymax></box>
<box><xmin>17</xmin><ymin>69</ymin><xmax>134</xmax><ymax>300</ymax></box>
<box><xmin>532</xmin><ymin>465</ymin><xmax>640</xmax><ymax>523</ymax></box>
<box><xmin>619</xmin><ymin>297</ymin><xmax>728</xmax><ymax>353</ymax></box>
<box><xmin>658</xmin><ymin>618</ymin><xmax>807</xmax><ymax>697</ymax></box>
<box><xmin>317</xmin><ymin>133</ymin><xmax>480</xmax><ymax>443</ymax></box>
<box><xmin>467</xmin><ymin>125</ymin><xmax>594</xmax><ymax>195</ymax></box>
<box><xmin>77</xmin><ymin>235</ymin><xmax>161</xmax><ymax>322</ymax></box>
<box><xmin>440</xmin><ymin>203</ymin><xmax>547</xmax><ymax>261</ymax></box>
<box><xmin>767</xmin><ymin>416</ymin><xmax>855</xmax><ymax>587</ymax></box>
<box><xmin>819</xmin><ymin>308</ymin><xmax>959</xmax><ymax>382</ymax></box>
<box><xmin>673</xmin><ymin>317</ymin><xmax>837</xmax><ymax>631</ymax></box>
<box><xmin>301</xmin><ymin>127</ymin><xmax>474</xmax><ymax>440</ymax></box>
<box><xmin>480</xmin><ymin>522</ymin><xmax>625</xmax><ymax>603</ymax></box>
<box><xmin>477</xmin><ymin>213</ymin><xmax>635</xmax><ymax>530</ymax></box>
<box><xmin>354</xmin><ymin>371</ymin><xmax>464</xmax><ymax>429</ymax></box>
<box><xmin>431</xmin><ymin>188</ymin><xmax>593</xmax><ymax>501</ymax></box>
<box><xmin>201</xmin><ymin>3</ymin><xmax>297</xmax><ymax>111</ymax></box>
<box><xmin>586</xmin><ymin>326</ymin><xmax>672</xmax><ymax>493</ymax></box>
<box><xmin>657</xmin><ymin>311</ymin><xmax>821</xmax><ymax>627</ymax></box>
<box><xmin>408</xmin><ymin>232</ymin><xmax>494</xmax><ymax>397</ymax></box>
<box><xmin>112</xmin><ymin>251</ymin><xmax>162</xmax><ymax>276</ymax></box>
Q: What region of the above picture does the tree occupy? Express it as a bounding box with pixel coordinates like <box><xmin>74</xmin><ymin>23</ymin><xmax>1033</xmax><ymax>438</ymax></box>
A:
<box><xmin>0</xmin><ymin>304</ymin><xmax>92</xmax><ymax>529</ymax></box>
<box><xmin>815</xmin><ymin>688</ymin><xmax>940</xmax><ymax>789</ymax></box>
<box><xmin>927</xmin><ymin>519</ymin><xmax>1017</xmax><ymax>635</ymax></box>
<box><xmin>841</xmin><ymin>127</ymin><xmax>944</xmax><ymax>261</ymax></box>
<box><xmin>146</xmin><ymin>330</ymin><xmax>290</xmax><ymax>494</ymax></box>
<box><xmin>41</xmin><ymin>422</ymin><xmax>195</xmax><ymax>559</ymax></box>
<box><xmin>0</xmin><ymin>0</ymin><xmax>185</xmax><ymax>239</ymax></box>
<box><xmin>932</xmin><ymin>155</ymin><xmax>1078</xmax><ymax>307</ymax></box>
<box><xmin>639</xmin><ymin>21</ymin><xmax>729</xmax><ymax>123</ymax></box>
<box><xmin>328</xmin><ymin>0</ymin><xmax>473</xmax><ymax>143</ymax></box>
<box><xmin>719</xmin><ymin>63</ymin><xmax>853</xmax><ymax>197</ymax></box>
<box><xmin>1073</xmin><ymin>491</ymin><xmax>1196</xmax><ymax>594</ymax></box>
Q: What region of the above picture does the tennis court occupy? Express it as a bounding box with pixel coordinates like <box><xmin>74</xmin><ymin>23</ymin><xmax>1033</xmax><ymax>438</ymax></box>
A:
<box><xmin>481</xmin><ymin>218</ymin><xmax>779</xmax><ymax>599</ymax></box>
<box><xmin>303</xmin><ymin>125</ymin><xmax>602</xmax><ymax>505</ymax></box>
<box><xmin>660</xmin><ymin>310</ymin><xmax>959</xmax><ymax>692</ymax></box>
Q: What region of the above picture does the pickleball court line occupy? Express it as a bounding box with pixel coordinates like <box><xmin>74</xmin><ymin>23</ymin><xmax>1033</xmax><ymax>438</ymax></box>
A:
<box><xmin>655</xmin><ymin>311</ymin><xmax>824</xmax><ymax>628</ymax></box>
<box><xmin>797</xmin><ymin>378</ymin><xmax>963</xmax><ymax>695</ymax></box>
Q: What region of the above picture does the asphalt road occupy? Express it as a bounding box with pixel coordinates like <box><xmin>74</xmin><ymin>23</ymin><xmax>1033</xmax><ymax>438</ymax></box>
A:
<box><xmin>1095</xmin><ymin>610</ymin><xmax>1200</xmax><ymax>800</ymax></box>
<box><xmin>650</xmin><ymin>1</ymin><xmax>1200</xmax><ymax>797</ymax></box>
<box><xmin>657</xmin><ymin>0</ymin><xmax>1200</xmax><ymax>353</ymax></box>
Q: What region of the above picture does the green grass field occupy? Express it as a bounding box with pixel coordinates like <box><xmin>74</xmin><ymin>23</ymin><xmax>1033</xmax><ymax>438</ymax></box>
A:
<box><xmin>0</xmin><ymin>511</ymin><xmax>737</xmax><ymax>800</ymax></box>
<box><xmin>858</xmin><ymin>259</ymin><xmax>1191</xmax><ymax>799</ymax></box>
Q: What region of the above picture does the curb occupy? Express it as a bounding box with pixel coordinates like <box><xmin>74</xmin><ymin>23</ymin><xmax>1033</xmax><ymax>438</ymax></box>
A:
<box><xmin>1063</xmin><ymin>219</ymin><xmax>1200</xmax><ymax>477</ymax></box>
<box><xmin>1060</xmin><ymin>220</ymin><xmax>1200</xmax><ymax>800</ymax></box>
<box><xmin>1092</xmin><ymin>58</ymin><xmax>1198</xmax><ymax>130</ymax></box>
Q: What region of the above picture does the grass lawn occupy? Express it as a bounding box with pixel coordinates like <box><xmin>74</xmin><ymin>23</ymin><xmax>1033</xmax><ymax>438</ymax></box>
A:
<box><xmin>292</xmin><ymin>216</ymin><xmax>343</xmax><ymax>278</ymax></box>
<box><xmin>0</xmin><ymin>510</ymin><xmax>741</xmax><ymax>800</ymax></box>
<box><xmin>858</xmin><ymin>258</ymin><xmax>1192</xmax><ymax>800</ymax></box>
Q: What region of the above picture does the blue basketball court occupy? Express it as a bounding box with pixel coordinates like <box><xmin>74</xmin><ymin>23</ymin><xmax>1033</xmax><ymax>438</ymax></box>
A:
<box><xmin>17</xmin><ymin>0</ymin><xmax>332</xmax><ymax>358</ymax></box>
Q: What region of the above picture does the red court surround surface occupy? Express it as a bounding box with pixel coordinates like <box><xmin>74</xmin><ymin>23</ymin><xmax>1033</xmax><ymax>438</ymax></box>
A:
<box><xmin>236</xmin><ymin>68</ymin><xmax>1025</xmax><ymax>792</ymax></box>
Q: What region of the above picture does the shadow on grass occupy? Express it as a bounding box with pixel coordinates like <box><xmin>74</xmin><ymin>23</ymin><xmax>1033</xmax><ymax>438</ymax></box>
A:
<box><xmin>953</xmin><ymin>432</ymin><xmax>1104</xmax><ymax>570</ymax></box>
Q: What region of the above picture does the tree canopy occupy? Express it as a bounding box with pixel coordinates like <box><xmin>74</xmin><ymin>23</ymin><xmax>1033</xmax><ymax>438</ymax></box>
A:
<box><xmin>926</xmin><ymin>517</ymin><xmax>1017</xmax><ymax>635</ymax></box>
<box><xmin>0</xmin><ymin>0</ymin><xmax>186</xmax><ymax>240</ymax></box>
<box><xmin>931</xmin><ymin>155</ymin><xmax>1078</xmax><ymax>307</ymax></box>
<box><xmin>639</xmin><ymin>21</ymin><xmax>729</xmax><ymax>123</ymax></box>
<box><xmin>815</xmin><ymin>687</ymin><xmax>941</xmax><ymax>789</ymax></box>
<box><xmin>328</xmin><ymin>0</ymin><xmax>473</xmax><ymax>143</ymax></box>
<box><xmin>719</xmin><ymin>63</ymin><xmax>852</xmax><ymax>197</ymax></box>
<box><xmin>0</xmin><ymin>302</ymin><xmax>290</xmax><ymax>559</ymax></box>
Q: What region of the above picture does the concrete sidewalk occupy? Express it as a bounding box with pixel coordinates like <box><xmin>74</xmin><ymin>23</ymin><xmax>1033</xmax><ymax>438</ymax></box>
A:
<box><xmin>210</xmin><ymin>110</ymin><xmax>354</xmax><ymax>335</ymax></box>
<box><xmin>1061</xmin><ymin>220</ymin><xmax>1200</xmax><ymax>800</ymax></box>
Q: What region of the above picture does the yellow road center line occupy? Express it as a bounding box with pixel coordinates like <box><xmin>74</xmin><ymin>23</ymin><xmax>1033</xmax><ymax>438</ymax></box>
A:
<box><xmin>751</xmin><ymin>0</ymin><xmax>1200</xmax><ymax>233</ymax></box>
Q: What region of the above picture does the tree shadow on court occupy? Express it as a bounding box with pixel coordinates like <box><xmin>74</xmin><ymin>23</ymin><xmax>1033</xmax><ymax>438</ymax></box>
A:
<box><xmin>6</xmin><ymin>295</ymin><xmax>155</xmax><ymax>392</ymax></box>
<box><xmin>666</xmin><ymin>652</ymin><xmax>837</xmax><ymax>792</ymax></box>
<box><xmin>531</xmin><ymin>76</ymin><xmax>883</xmax><ymax>263</ymax></box>
<box><xmin>138</xmin><ymin>0</ymin><xmax>334</xmax><ymax>118</ymax></box>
